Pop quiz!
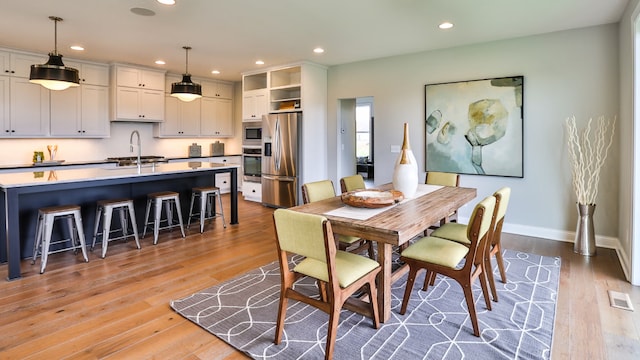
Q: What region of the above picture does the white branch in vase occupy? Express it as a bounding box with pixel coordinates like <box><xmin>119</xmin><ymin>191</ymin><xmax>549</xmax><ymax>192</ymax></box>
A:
<box><xmin>565</xmin><ymin>115</ymin><xmax>615</xmax><ymax>205</ymax></box>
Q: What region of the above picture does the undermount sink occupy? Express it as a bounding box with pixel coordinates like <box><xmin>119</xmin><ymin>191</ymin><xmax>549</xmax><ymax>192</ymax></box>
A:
<box><xmin>107</xmin><ymin>156</ymin><xmax>167</xmax><ymax>167</ymax></box>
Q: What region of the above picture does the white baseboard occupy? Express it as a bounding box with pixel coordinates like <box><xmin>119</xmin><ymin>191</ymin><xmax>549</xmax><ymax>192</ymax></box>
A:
<box><xmin>457</xmin><ymin>216</ymin><xmax>631</xmax><ymax>282</ymax></box>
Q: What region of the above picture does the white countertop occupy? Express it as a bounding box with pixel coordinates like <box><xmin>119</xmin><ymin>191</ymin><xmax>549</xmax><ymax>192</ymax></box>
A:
<box><xmin>0</xmin><ymin>161</ymin><xmax>239</xmax><ymax>189</ymax></box>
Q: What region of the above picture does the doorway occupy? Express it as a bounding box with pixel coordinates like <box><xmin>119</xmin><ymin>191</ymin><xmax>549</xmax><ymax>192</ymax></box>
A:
<box><xmin>356</xmin><ymin>98</ymin><xmax>374</xmax><ymax>182</ymax></box>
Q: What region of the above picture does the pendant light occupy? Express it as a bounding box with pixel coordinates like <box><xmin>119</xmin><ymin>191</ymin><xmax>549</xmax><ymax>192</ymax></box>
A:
<box><xmin>171</xmin><ymin>46</ymin><xmax>202</xmax><ymax>102</ymax></box>
<box><xmin>29</xmin><ymin>16</ymin><xmax>80</xmax><ymax>91</ymax></box>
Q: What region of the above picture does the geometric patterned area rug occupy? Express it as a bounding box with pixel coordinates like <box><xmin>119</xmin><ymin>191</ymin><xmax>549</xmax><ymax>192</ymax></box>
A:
<box><xmin>171</xmin><ymin>249</ymin><xmax>560</xmax><ymax>360</ymax></box>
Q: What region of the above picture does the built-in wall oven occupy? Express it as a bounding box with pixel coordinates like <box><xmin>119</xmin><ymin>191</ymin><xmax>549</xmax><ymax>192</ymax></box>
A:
<box><xmin>242</xmin><ymin>146</ymin><xmax>262</xmax><ymax>182</ymax></box>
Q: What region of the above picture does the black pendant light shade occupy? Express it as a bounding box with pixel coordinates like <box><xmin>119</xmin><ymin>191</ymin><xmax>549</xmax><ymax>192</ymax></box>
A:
<box><xmin>29</xmin><ymin>16</ymin><xmax>80</xmax><ymax>91</ymax></box>
<box><xmin>171</xmin><ymin>46</ymin><xmax>202</xmax><ymax>102</ymax></box>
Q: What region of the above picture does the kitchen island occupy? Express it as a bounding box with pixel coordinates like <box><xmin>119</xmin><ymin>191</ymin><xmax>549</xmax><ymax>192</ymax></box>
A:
<box><xmin>0</xmin><ymin>161</ymin><xmax>239</xmax><ymax>280</ymax></box>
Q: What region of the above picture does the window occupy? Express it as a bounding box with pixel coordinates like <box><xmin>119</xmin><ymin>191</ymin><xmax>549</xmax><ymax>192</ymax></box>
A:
<box><xmin>356</xmin><ymin>104</ymin><xmax>372</xmax><ymax>162</ymax></box>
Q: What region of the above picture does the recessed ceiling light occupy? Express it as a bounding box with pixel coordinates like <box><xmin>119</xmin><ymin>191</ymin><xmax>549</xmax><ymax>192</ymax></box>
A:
<box><xmin>155</xmin><ymin>60</ymin><xmax>166</xmax><ymax>65</ymax></box>
<box><xmin>439</xmin><ymin>22</ymin><xmax>454</xmax><ymax>30</ymax></box>
<box><xmin>211</xmin><ymin>70</ymin><xmax>220</xmax><ymax>74</ymax></box>
<box><xmin>255</xmin><ymin>60</ymin><xmax>264</xmax><ymax>65</ymax></box>
<box><xmin>157</xmin><ymin>0</ymin><xmax>176</xmax><ymax>4</ymax></box>
<box><xmin>313</xmin><ymin>47</ymin><xmax>325</xmax><ymax>54</ymax></box>
<box><xmin>70</xmin><ymin>45</ymin><xmax>84</xmax><ymax>51</ymax></box>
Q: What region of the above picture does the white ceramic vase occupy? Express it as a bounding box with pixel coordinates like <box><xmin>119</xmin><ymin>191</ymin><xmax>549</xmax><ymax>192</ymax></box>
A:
<box><xmin>393</xmin><ymin>123</ymin><xmax>419</xmax><ymax>198</ymax></box>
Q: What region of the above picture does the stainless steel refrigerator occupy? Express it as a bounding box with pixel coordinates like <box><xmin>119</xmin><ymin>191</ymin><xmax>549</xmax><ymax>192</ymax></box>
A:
<box><xmin>261</xmin><ymin>112</ymin><xmax>301</xmax><ymax>208</ymax></box>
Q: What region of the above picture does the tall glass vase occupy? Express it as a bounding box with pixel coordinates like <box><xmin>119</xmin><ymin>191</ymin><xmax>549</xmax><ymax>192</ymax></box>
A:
<box><xmin>574</xmin><ymin>203</ymin><xmax>596</xmax><ymax>256</ymax></box>
<box><xmin>392</xmin><ymin>123</ymin><xmax>418</xmax><ymax>198</ymax></box>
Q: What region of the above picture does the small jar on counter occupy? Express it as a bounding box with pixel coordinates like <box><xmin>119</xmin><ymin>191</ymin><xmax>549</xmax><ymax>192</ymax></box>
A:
<box><xmin>33</xmin><ymin>151</ymin><xmax>44</xmax><ymax>163</ymax></box>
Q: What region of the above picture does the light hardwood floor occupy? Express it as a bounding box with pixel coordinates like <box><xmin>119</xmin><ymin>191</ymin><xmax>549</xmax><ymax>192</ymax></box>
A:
<box><xmin>0</xmin><ymin>196</ymin><xmax>638</xmax><ymax>359</ymax></box>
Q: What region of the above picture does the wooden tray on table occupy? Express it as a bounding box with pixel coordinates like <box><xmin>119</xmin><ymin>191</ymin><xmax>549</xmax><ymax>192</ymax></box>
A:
<box><xmin>340</xmin><ymin>189</ymin><xmax>404</xmax><ymax>208</ymax></box>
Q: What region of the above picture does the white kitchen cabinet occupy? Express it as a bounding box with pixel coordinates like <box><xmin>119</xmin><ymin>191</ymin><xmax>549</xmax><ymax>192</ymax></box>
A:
<box><xmin>1</xmin><ymin>77</ymin><xmax>49</xmax><ymax>137</ymax></box>
<box><xmin>50</xmin><ymin>84</ymin><xmax>109</xmax><ymax>137</ymax></box>
<box><xmin>110</xmin><ymin>64</ymin><xmax>165</xmax><ymax>122</ymax></box>
<box><xmin>242</xmin><ymin>89</ymin><xmax>268</xmax><ymax>121</ymax></box>
<box><xmin>211</xmin><ymin>156</ymin><xmax>242</xmax><ymax>191</ymax></box>
<box><xmin>50</xmin><ymin>61</ymin><xmax>109</xmax><ymax>137</ymax></box>
<box><xmin>201</xmin><ymin>97</ymin><xmax>233</xmax><ymax>137</ymax></box>
<box><xmin>65</xmin><ymin>60</ymin><xmax>109</xmax><ymax>87</ymax></box>
<box><xmin>156</xmin><ymin>95</ymin><xmax>201</xmax><ymax>137</ymax></box>
<box><xmin>0</xmin><ymin>50</ymin><xmax>48</xmax><ymax>78</ymax></box>
<box><xmin>242</xmin><ymin>181</ymin><xmax>262</xmax><ymax>202</ymax></box>
<box><xmin>114</xmin><ymin>65</ymin><xmax>164</xmax><ymax>90</ymax></box>
<box><xmin>113</xmin><ymin>86</ymin><xmax>164</xmax><ymax>121</ymax></box>
<box><xmin>202</xmin><ymin>80</ymin><xmax>233</xmax><ymax>99</ymax></box>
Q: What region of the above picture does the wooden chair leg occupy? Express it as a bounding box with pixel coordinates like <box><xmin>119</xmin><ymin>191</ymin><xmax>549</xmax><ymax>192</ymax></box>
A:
<box><xmin>478</xmin><ymin>268</ymin><xmax>492</xmax><ymax>311</ymax></box>
<box><xmin>366</xmin><ymin>281</ymin><xmax>380</xmax><ymax>329</ymax></box>
<box><xmin>274</xmin><ymin>294</ymin><xmax>288</xmax><ymax>344</ymax></box>
<box><xmin>318</xmin><ymin>281</ymin><xmax>328</xmax><ymax>302</ymax></box>
<box><xmin>422</xmin><ymin>270</ymin><xmax>436</xmax><ymax>291</ymax></box>
<box><xmin>461</xmin><ymin>283</ymin><xmax>480</xmax><ymax>337</ymax></box>
<box><xmin>486</xmin><ymin>256</ymin><xmax>499</xmax><ymax>302</ymax></box>
<box><xmin>400</xmin><ymin>266</ymin><xmax>419</xmax><ymax>315</ymax></box>
<box><xmin>325</xmin><ymin>301</ymin><xmax>341</xmax><ymax>360</ymax></box>
<box><xmin>367</xmin><ymin>241</ymin><xmax>375</xmax><ymax>260</ymax></box>
<box><xmin>494</xmin><ymin>245</ymin><xmax>507</xmax><ymax>283</ymax></box>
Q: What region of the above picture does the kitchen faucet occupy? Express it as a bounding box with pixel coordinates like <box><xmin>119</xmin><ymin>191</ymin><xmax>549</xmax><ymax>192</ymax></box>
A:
<box><xmin>130</xmin><ymin>130</ymin><xmax>141</xmax><ymax>172</ymax></box>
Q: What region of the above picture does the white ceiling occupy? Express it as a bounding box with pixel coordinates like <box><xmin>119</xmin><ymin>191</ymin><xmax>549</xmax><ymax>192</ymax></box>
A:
<box><xmin>0</xmin><ymin>0</ymin><xmax>629</xmax><ymax>82</ymax></box>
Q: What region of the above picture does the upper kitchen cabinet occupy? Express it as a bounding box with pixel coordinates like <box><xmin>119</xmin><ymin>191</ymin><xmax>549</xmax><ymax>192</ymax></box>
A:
<box><xmin>1</xmin><ymin>77</ymin><xmax>49</xmax><ymax>137</ymax></box>
<box><xmin>201</xmin><ymin>97</ymin><xmax>233</xmax><ymax>137</ymax></box>
<box><xmin>50</xmin><ymin>61</ymin><xmax>109</xmax><ymax>138</ymax></box>
<box><xmin>156</xmin><ymin>74</ymin><xmax>234</xmax><ymax>138</ymax></box>
<box><xmin>110</xmin><ymin>64</ymin><xmax>165</xmax><ymax>122</ymax></box>
<box><xmin>156</xmin><ymin>95</ymin><xmax>201</xmax><ymax>137</ymax></box>
<box><xmin>50</xmin><ymin>60</ymin><xmax>109</xmax><ymax>137</ymax></box>
<box><xmin>0</xmin><ymin>50</ymin><xmax>48</xmax><ymax>78</ymax></box>
<box><xmin>202</xmin><ymin>79</ymin><xmax>233</xmax><ymax>99</ymax></box>
<box><xmin>242</xmin><ymin>72</ymin><xmax>268</xmax><ymax>121</ymax></box>
<box><xmin>0</xmin><ymin>49</ymin><xmax>49</xmax><ymax>137</ymax></box>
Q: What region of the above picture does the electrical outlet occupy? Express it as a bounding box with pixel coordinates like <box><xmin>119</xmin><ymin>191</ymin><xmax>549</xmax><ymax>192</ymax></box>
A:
<box><xmin>390</xmin><ymin>145</ymin><xmax>400</xmax><ymax>153</ymax></box>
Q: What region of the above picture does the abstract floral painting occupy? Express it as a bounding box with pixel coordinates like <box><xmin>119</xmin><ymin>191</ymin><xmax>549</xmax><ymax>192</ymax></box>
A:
<box><xmin>425</xmin><ymin>76</ymin><xmax>524</xmax><ymax>177</ymax></box>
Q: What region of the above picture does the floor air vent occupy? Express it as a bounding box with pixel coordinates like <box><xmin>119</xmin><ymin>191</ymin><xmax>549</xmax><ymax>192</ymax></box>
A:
<box><xmin>608</xmin><ymin>290</ymin><xmax>634</xmax><ymax>311</ymax></box>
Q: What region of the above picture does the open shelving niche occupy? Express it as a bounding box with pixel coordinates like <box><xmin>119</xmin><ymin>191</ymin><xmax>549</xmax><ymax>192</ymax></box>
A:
<box><xmin>269</xmin><ymin>66</ymin><xmax>302</xmax><ymax>113</ymax></box>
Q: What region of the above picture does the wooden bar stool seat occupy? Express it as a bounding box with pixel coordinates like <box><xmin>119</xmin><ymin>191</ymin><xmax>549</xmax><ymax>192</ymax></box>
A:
<box><xmin>187</xmin><ymin>186</ymin><xmax>226</xmax><ymax>233</ymax></box>
<box><xmin>143</xmin><ymin>191</ymin><xmax>185</xmax><ymax>244</ymax></box>
<box><xmin>32</xmin><ymin>204</ymin><xmax>89</xmax><ymax>274</ymax></box>
<box><xmin>92</xmin><ymin>198</ymin><xmax>140</xmax><ymax>258</ymax></box>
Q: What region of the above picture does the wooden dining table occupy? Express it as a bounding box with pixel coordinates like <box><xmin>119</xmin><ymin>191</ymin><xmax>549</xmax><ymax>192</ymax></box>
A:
<box><xmin>290</xmin><ymin>183</ymin><xmax>477</xmax><ymax>322</ymax></box>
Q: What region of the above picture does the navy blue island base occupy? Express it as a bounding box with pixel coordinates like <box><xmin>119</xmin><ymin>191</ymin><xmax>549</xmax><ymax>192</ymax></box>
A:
<box><xmin>0</xmin><ymin>162</ymin><xmax>239</xmax><ymax>280</ymax></box>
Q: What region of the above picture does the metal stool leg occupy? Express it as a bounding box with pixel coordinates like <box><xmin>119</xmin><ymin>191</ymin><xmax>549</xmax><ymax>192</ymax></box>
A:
<box><xmin>91</xmin><ymin>205</ymin><xmax>103</xmax><ymax>251</ymax></box>
<box><xmin>143</xmin><ymin>198</ymin><xmax>152</xmax><ymax>239</ymax></box>
<box><xmin>215</xmin><ymin>191</ymin><xmax>226</xmax><ymax>228</ymax></box>
<box><xmin>73</xmin><ymin>210</ymin><xmax>89</xmax><ymax>262</ymax></box>
<box><xmin>100</xmin><ymin>206</ymin><xmax>113</xmax><ymax>259</ymax></box>
<box><xmin>153</xmin><ymin>198</ymin><xmax>162</xmax><ymax>244</ymax></box>
<box><xmin>40</xmin><ymin>214</ymin><xmax>55</xmax><ymax>274</ymax></box>
<box><xmin>199</xmin><ymin>192</ymin><xmax>207</xmax><ymax>233</ymax></box>
<box><xmin>174</xmin><ymin>196</ymin><xmax>186</xmax><ymax>238</ymax></box>
<box><xmin>32</xmin><ymin>213</ymin><xmax>44</xmax><ymax>264</ymax></box>
<box><xmin>187</xmin><ymin>192</ymin><xmax>197</xmax><ymax>229</ymax></box>
<box><xmin>126</xmin><ymin>202</ymin><xmax>141</xmax><ymax>250</ymax></box>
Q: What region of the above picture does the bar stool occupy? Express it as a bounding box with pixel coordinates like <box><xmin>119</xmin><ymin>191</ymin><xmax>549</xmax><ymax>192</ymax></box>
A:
<box><xmin>142</xmin><ymin>191</ymin><xmax>186</xmax><ymax>244</ymax></box>
<box><xmin>32</xmin><ymin>204</ymin><xmax>89</xmax><ymax>274</ymax></box>
<box><xmin>187</xmin><ymin>186</ymin><xmax>227</xmax><ymax>233</ymax></box>
<box><xmin>92</xmin><ymin>198</ymin><xmax>141</xmax><ymax>258</ymax></box>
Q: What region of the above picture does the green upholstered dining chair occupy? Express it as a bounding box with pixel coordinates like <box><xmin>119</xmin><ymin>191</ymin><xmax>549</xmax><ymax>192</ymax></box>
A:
<box><xmin>425</xmin><ymin>171</ymin><xmax>460</xmax><ymax>226</ymax></box>
<box><xmin>430</xmin><ymin>187</ymin><xmax>511</xmax><ymax>302</ymax></box>
<box><xmin>273</xmin><ymin>209</ymin><xmax>380</xmax><ymax>360</ymax></box>
<box><xmin>339</xmin><ymin>174</ymin><xmax>366</xmax><ymax>193</ymax></box>
<box><xmin>398</xmin><ymin>195</ymin><xmax>496</xmax><ymax>337</ymax></box>
<box><xmin>302</xmin><ymin>180</ymin><xmax>375</xmax><ymax>259</ymax></box>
